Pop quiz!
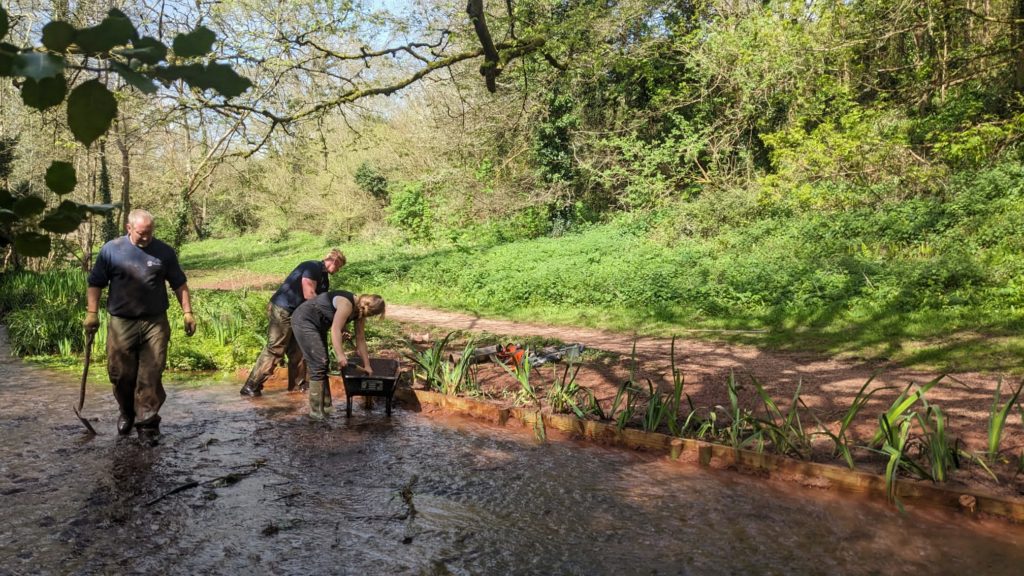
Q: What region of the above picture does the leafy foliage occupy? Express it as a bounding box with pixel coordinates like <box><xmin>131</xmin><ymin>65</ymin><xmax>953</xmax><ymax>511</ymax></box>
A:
<box><xmin>0</xmin><ymin>7</ymin><xmax>250</xmax><ymax>258</ymax></box>
<box><xmin>354</xmin><ymin>162</ymin><xmax>389</xmax><ymax>202</ymax></box>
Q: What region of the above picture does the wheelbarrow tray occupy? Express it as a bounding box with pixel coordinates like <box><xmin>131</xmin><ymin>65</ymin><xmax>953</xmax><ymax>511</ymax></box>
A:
<box><xmin>341</xmin><ymin>358</ymin><xmax>400</xmax><ymax>416</ymax></box>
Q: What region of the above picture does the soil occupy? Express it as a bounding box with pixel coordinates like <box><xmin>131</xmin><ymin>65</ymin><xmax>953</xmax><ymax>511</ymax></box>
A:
<box><xmin>196</xmin><ymin>274</ymin><xmax>1024</xmax><ymax>503</ymax></box>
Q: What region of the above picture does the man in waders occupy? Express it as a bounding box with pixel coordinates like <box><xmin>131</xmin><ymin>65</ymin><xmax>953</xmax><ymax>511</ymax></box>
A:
<box><xmin>239</xmin><ymin>248</ymin><xmax>346</xmax><ymax>397</ymax></box>
<box><xmin>83</xmin><ymin>209</ymin><xmax>196</xmax><ymax>439</ymax></box>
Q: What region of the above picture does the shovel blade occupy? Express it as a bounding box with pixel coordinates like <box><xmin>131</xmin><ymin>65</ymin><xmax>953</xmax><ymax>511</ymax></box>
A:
<box><xmin>74</xmin><ymin>405</ymin><xmax>97</xmax><ymax>435</ymax></box>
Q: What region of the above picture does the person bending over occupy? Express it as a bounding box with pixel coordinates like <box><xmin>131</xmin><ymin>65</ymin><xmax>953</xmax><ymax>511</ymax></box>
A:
<box><xmin>240</xmin><ymin>249</ymin><xmax>346</xmax><ymax>397</ymax></box>
<box><xmin>290</xmin><ymin>291</ymin><xmax>385</xmax><ymax>420</ymax></box>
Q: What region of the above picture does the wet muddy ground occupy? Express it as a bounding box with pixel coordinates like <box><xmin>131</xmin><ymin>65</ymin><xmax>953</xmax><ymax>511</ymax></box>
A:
<box><xmin>4</xmin><ymin>341</ymin><xmax>1024</xmax><ymax>574</ymax></box>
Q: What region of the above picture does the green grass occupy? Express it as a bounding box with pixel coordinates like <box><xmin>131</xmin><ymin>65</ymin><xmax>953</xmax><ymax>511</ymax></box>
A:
<box><xmin>176</xmin><ymin>216</ymin><xmax>1024</xmax><ymax>373</ymax></box>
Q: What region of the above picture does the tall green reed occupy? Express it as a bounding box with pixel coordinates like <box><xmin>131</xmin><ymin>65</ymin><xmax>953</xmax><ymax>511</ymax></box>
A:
<box><xmin>407</xmin><ymin>331</ymin><xmax>455</xmax><ymax>390</ymax></box>
<box><xmin>986</xmin><ymin>378</ymin><xmax>1024</xmax><ymax>462</ymax></box>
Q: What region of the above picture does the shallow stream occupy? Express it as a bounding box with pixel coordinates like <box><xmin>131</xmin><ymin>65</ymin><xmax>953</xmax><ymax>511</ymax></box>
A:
<box><xmin>2</xmin><ymin>347</ymin><xmax>1023</xmax><ymax>575</ymax></box>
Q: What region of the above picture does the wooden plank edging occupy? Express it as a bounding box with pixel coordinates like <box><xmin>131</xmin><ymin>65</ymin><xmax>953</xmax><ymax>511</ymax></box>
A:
<box><xmin>394</xmin><ymin>388</ymin><xmax>1024</xmax><ymax>522</ymax></box>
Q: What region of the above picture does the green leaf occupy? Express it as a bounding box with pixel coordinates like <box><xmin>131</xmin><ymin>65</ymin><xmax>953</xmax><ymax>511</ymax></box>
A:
<box><xmin>75</xmin><ymin>9</ymin><xmax>138</xmax><ymax>55</ymax></box>
<box><xmin>40</xmin><ymin>200</ymin><xmax>86</xmax><ymax>234</ymax></box>
<box><xmin>118</xmin><ymin>36</ymin><xmax>168</xmax><ymax>65</ymax></box>
<box><xmin>0</xmin><ymin>7</ymin><xmax>8</xmax><ymax>41</ymax></box>
<box><xmin>13</xmin><ymin>232</ymin><xmax>51</xmax><ymax>257</ymax></box>
<box><xmin>40</xmin><ymin>202</ymin><xmax>86</xmax><ymax>234</ymax></box>
<box><xmin>13</xmin><ymin>195</ymin><xmax>46</xmax><ymax>217</ymax></box>
<box><xmin>0</xmin><ymin>42</ymin><xmax>17</xmax><ymax>76</ymax></box>
<box><xmin>154</xmin><ymin>63</ymin><xmax>251</xmax><ymax>99</ymax></box>
<box><xmin>67</xmin><ymin>80</ymin><xmax>117</xmax><ymax>147</ymax></box>
<box><xmin>172</xmin><ymin>26</ymin><xmax>216</xmax><ymax>58</ymax></box>
<box><xmin>12</xmin><ymin>52</ymin><xmax>65</xmax><ymax>81</ymax></box>
<box><xmin>82</xmin><ymin>202</ymin><xmax>118</xmax><ymax>214</ymax></box>
<box><xmin>195</xmin><ymin>62</ymin><xmax>251</xmax><ymax>98</ymax></box>
<box><xmin>111</xmin><ymin>61</ymin><xmax>157</xmax><ymax>94</ymax></box>
<box><xmin>0</xmin><ymin>208</ymin><xmax>15</xmax><ymax>225</ymax></box>
<box><xmin>45</xmin><ymin>161</ymin><xmax>77</xmax><ymax>194</ymax></box>
<box><xmin>20</xmin><ymin>74</ymin><xmax>67</xmax><ymax>110</ymax></box>
<box><xmin>42</xmin><ymin>21</ymin><xmax>76</xmax><ymax>52</ymax></box>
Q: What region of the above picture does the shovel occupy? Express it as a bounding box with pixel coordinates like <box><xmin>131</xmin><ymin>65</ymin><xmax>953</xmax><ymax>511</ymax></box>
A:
<box><xmin>74</xmin><ymin>331</ymin><xmax>98</xmax><ymax>435</ymax></box>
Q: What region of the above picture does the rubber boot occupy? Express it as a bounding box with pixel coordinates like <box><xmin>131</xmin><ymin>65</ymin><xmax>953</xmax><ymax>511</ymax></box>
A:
<box><xmin>323</xmin><ymin>380</ymin><xmax>333</xmax><ymax>409</ymax></box>
<box><xmin>308</xmin><ymin>379</ymin><xmax>327</xmax><ymax>421</ymax></box>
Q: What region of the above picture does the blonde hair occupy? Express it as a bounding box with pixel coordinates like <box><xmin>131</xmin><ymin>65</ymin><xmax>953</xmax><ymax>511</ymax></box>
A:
<box><xmin>356</xmin><ymin>294</ymin><xmax>385</xmax><ymax>319</ymax></box>
<box><xmin>326</xmin><ymin>248</ymin><xmax>346</xmax><ymax>267</ymax></box>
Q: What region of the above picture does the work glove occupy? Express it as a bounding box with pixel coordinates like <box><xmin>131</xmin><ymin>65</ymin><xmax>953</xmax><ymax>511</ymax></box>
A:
<box><xmin>183</xmin><ymin>312</ymin><xmax>196</xmax><ymax>337</ymax></box>
<box><xmin>83</xmin><ymin>311</ymin><xmax>100</xmax><ymax>336</ymax></box>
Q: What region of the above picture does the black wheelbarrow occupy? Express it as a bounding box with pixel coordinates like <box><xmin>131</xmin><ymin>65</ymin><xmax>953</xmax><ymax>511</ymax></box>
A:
<box><xmin>341</xmin><ymin>358</ymin><xmax>400</xmax><ymax>417</ymax></box>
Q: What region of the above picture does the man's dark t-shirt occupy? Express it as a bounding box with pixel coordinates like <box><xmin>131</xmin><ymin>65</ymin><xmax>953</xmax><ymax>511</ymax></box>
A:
<box><xmin>270</xmin><ymin>260</ymin><xmax>329</xmax><ymax>312</ymax></box>
<box><xmin>87</xmin><ymin>235</ymin><xmax>188</xmax><ymax>319</ymax></box>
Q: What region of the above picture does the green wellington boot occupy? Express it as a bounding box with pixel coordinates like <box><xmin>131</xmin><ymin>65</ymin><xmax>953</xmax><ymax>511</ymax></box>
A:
<box><xmin>308</xmin><ymin>379</ymin><xmax>327</xmax><ymax>421</ymax></box>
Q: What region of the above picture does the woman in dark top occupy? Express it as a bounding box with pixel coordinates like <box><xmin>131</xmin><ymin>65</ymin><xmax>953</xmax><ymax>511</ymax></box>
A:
<box><xmin>291</xmin><ymin>290</ymin><xmax>386</xmax><ymax>420</ymax></box>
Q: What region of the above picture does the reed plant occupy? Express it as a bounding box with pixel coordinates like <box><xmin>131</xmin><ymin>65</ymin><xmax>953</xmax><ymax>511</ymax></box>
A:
<box><xmin>498</xmin><ymin>350</ymin><xmax>537</xmax><ymax>406</ymax></box>
<box><xmin>986</xmin><ymin>378</ymin><xmax>1024</xmax><ymax>462</ymax></box>
<box><xmin>879</xmin><ymin>414</ymin><xmax>915</xmax><ymax>512</ymax></box>
<box><xmin>407</xmin><ymin>331</ymin><xmax>455</xmax><ymax>390</ymax></box>
<box><xmin>811</xmin><ymin>375</ymin><xmax>891</xmax><ymax>469</ymax></box>
<box><xmin>693</xmin><ymin>410</ymin><xmax>719</xmax><ymax>440</ymax></box>
<box><xmin>663</xmin><ymin>336</ymin><xmax>696</xmax><ymax>437</ymax></box>
<box><xmin>436</xmin><ymin>339</ymin><xmax>478</xmax><ymax>396</ymax></box>
<box><xmin>870</xmin><ymin>376</ymin><xmax>944</xmax><ymax>447</ymax></box>
<box><xmin>750</xmin><ymin>376</ymin><xmax>811</xmax><ymax>459</ymax></box>
<box><xmin>546</xmin><ymin>361</ymin><xmax>601</xmax><ymax>418</ymax></box>
<box><xmin>605</xmin><ymin>338</ymin><xmax>645</xmax><ymax>430</ymax></box>
<box><xmin>1</xmin><ymin>269</ymin><xmax>88</xmax><ymax>356</ymax></box>
<box><xmin>723</xmin><ymin>372</ymin><xmax>760</xmax><ymax>451</ymax></box>
<box><xmin>608</xmin><ymin>379</ymin><xmax>641</xmax><ymax>431</ymax></box>
<box><xmin>914</xmin><ymin>403</ymin><xmax>957</xmax><ymax>483</ymax></box>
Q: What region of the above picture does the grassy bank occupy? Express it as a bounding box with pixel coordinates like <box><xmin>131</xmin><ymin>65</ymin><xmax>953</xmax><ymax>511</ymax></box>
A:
<box><xmin>176</xmin><ymin>176</ymin><xmax>1024</xmax><ymax>374</ymax></box>
<box><xmin>5</xmin><ymin>161</ymin><xmax>1023</xmax><ymax>374</ymax></box>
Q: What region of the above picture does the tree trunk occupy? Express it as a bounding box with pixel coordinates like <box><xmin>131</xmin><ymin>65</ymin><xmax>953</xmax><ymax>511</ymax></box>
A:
<box><xmin>1015</xmin><ymin>0</ymin><xmax>1024</xmax><ymax>93</ymax></box>
<box><xmin>116</xmin><ymin>121</ymin><xmax>131</xmax><ymax>230</ymax></box>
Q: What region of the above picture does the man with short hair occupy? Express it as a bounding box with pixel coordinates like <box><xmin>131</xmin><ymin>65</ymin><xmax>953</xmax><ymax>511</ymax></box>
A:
<box><xmin>239</xmin><ymin>248</ymin><xmax>346</xmax><ymax>397</ymax></box>
<box><xmin>84</xmin><ymin>209</ymin><xmax>196</xmax><ymax>438</ymax></box>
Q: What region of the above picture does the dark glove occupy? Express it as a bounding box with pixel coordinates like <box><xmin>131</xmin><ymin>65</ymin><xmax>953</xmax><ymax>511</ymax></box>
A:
<box><xmin>183</xmin><ymin>312</ymin><xmax>196</xmax><ymax>337</ymax></box>
<box><xmin>83</xmin><ymin>311</ymin><xmax>100</xmax><ymax>336</ymax></box>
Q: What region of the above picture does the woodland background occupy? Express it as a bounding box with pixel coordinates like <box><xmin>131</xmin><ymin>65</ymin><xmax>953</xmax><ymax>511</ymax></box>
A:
<box><xmin>3</xmin><ymin>0</ymin><xmax>1024</xmax><ymax>371</ymax></box>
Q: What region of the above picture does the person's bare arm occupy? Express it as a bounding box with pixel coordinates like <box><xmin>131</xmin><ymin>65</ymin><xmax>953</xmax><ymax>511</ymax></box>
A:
<box><xmin>330</xmin><ymin>299</ymin><xmax>352</xmax><ymax>371</ymax></box>
<box><xmin>174</xmin><ymin>284</ymin><xmax>196</xmax><ymax>336</ymax></box>
<box><xmin>354</xmin><ymin>318</ymin><xmax>371</xmax><ymax>374</ymax></box>
<box><xmin>301</xmin><ymin>277</ymin><xmax>317</xmax><ymax>300</ymax></box>
<box><xmin>86</xmin><ymin>286</ymin><xmax>102</xmax><ymax>312</ymax></box>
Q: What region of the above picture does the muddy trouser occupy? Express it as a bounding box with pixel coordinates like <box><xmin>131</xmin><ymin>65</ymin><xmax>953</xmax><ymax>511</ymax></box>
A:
<box><xmin>244</xmin><ymin>303</ymin><xmax>307</xmax><ymax>390</ymax></box>
<box><xmin>106</xmin><ymin>313</ymin><xmax>170</xmax><ymax>426</ymax></box>
<box><xmin>290</xmin><ymin>306</ymin><xmax>330</xmax><ymax>384</ymax></box>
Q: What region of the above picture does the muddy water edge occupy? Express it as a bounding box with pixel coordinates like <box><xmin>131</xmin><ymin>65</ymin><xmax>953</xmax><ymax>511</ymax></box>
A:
<box><xmin>2</xmin><ymin>346</ymin><xmax>1024</xmax><ymax>575</ymax></box>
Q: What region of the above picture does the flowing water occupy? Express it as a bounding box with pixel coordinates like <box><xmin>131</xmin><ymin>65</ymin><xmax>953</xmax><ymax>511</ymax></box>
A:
<box><xmin>2</xmin><ymin>339</ymin><xmax>1023</xmax><ymax>575</ymax></box>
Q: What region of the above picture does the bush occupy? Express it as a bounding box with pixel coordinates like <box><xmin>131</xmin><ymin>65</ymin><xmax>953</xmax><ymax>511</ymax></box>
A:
<box><xmin>387</xmin><ymin>181</ymin><xmax>431</xmax><ymax>241</ymax></box>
